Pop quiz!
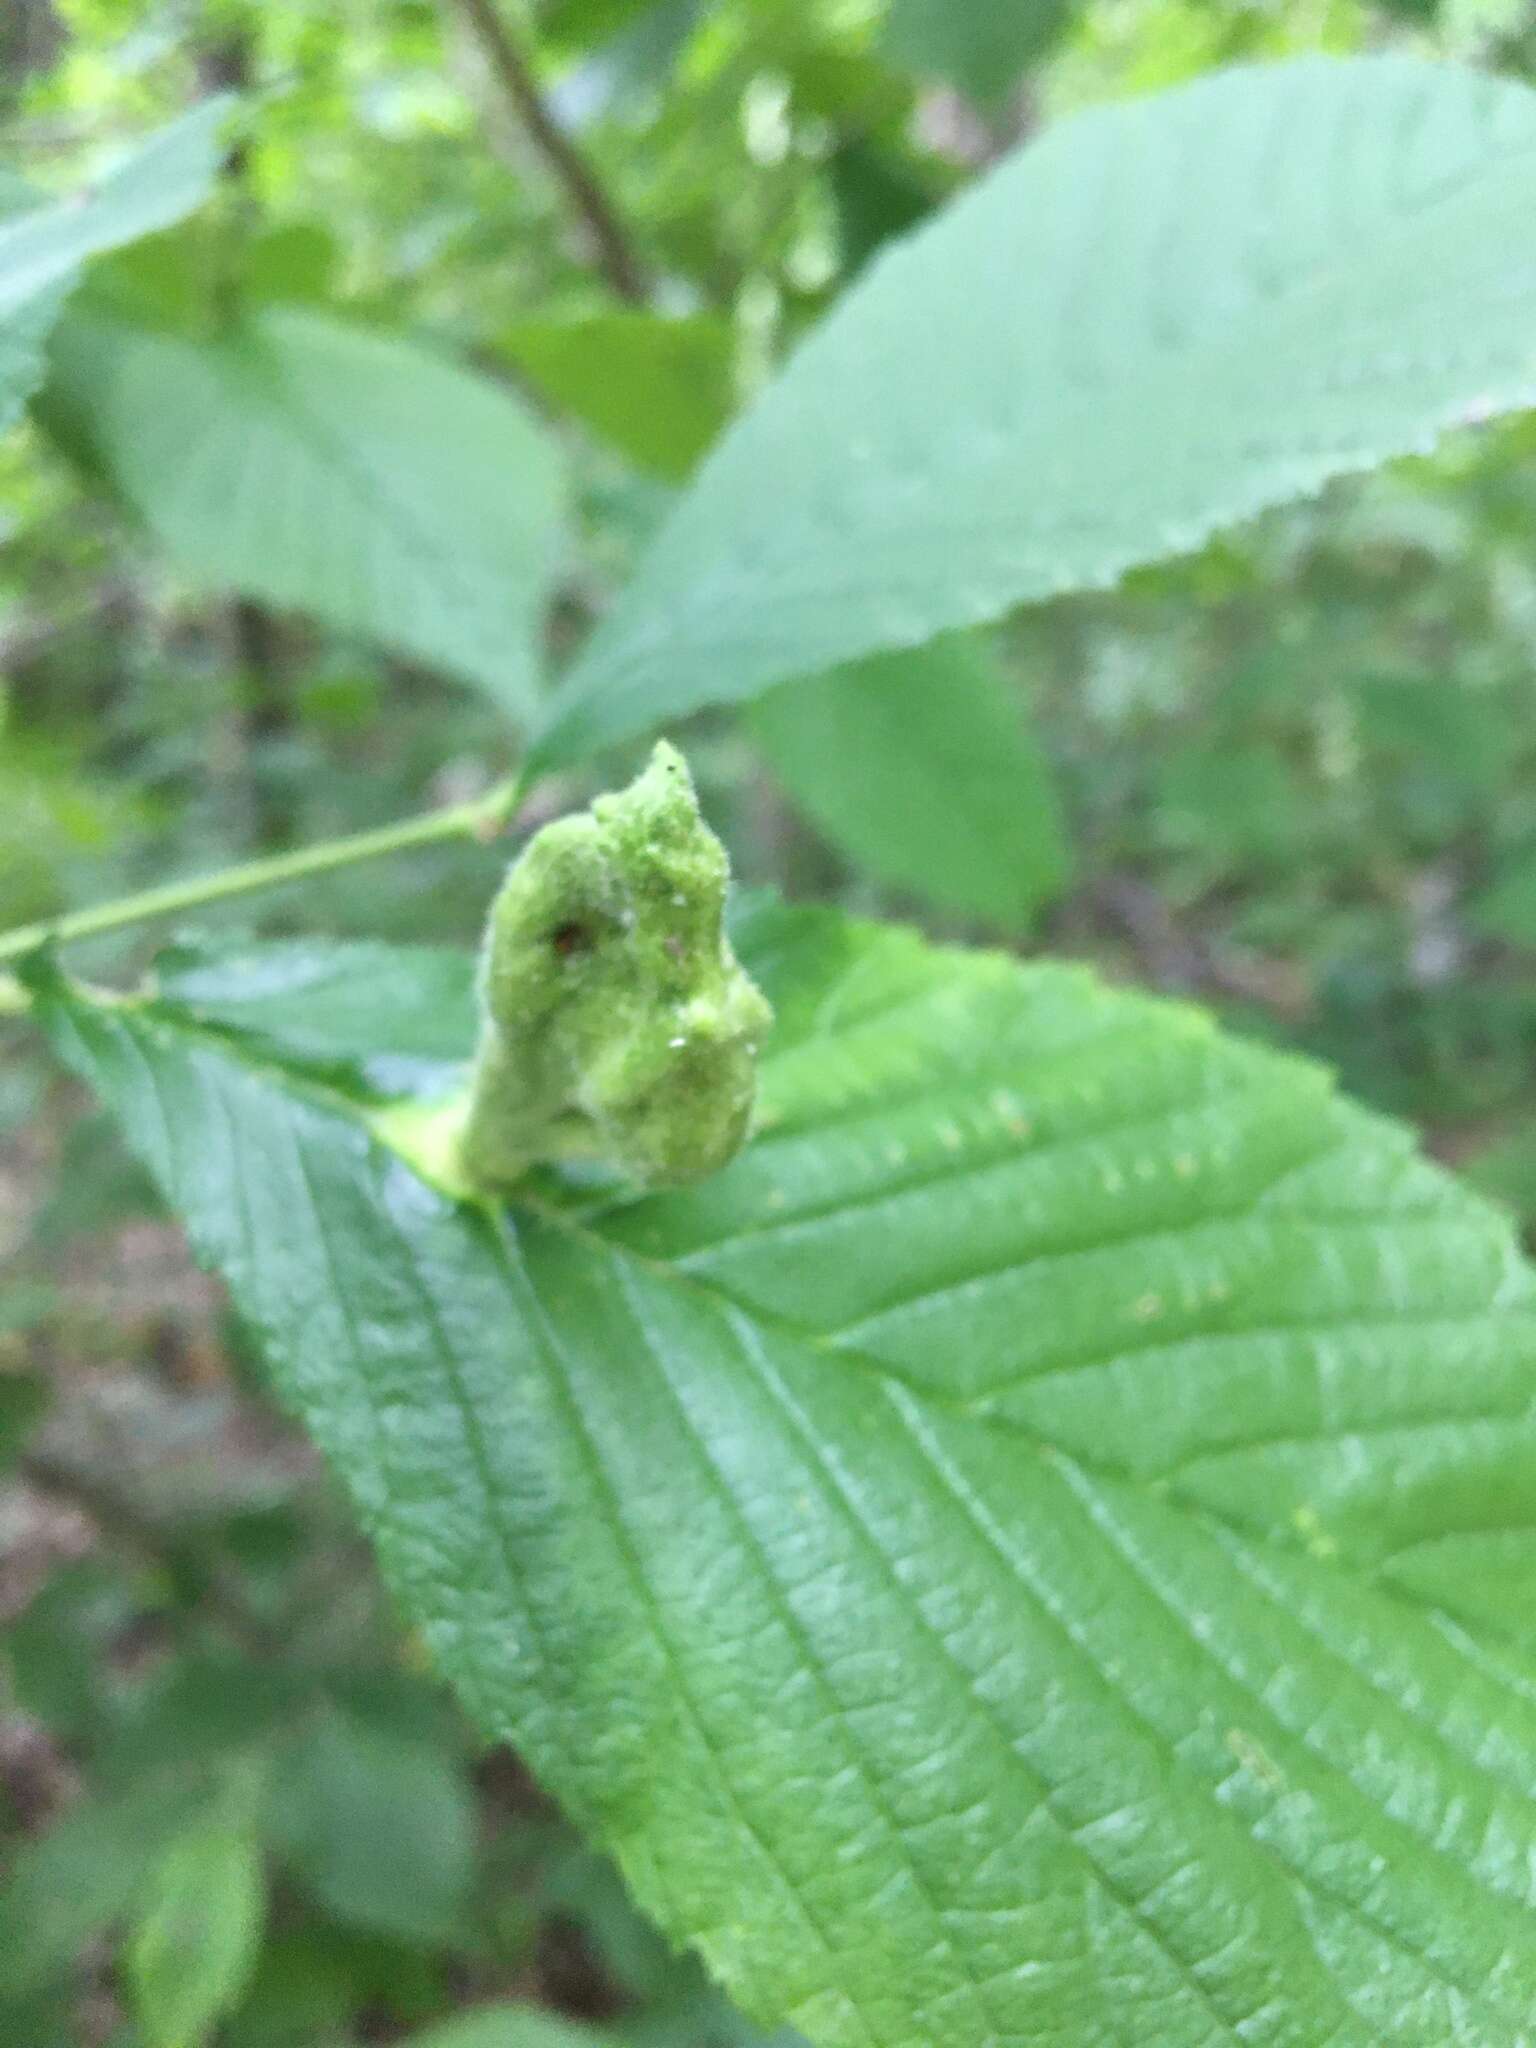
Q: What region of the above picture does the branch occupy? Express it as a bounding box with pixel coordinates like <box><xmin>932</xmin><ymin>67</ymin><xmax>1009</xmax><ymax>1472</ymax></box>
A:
<box><xmin>0</xmin><ymin>775</ymin><xmax>523</xmax><ymax>970</ymax></box>
<box><xmin>438</xmin><ymin>0</ymin><xmax>650</xmax><ymax>304</ymax></box>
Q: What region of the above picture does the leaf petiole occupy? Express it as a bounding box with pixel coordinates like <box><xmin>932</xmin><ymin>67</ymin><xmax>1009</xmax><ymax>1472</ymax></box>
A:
<box><xmin>0</xmin><ymin>773</ymin><xmax>525</xmax><ymax>974</ymax></box>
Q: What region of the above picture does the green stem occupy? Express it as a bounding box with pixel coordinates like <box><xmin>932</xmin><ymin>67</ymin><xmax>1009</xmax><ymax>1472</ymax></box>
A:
<box><xmin>436</xmin><ymin>0</ymin><xmax>650</xmax><ymax>304</ymax></box>
<box><xmin>0</xmin><ymin>775</ymin><xmax>523</xmax><ymax>973</ymax></box>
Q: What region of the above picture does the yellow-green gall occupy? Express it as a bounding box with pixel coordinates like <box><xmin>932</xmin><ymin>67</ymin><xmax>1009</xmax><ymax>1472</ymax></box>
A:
<box><xmin>460</xmin><ymin>743</ymin><xmax>773</xmax><ymax>1191</ymax></box>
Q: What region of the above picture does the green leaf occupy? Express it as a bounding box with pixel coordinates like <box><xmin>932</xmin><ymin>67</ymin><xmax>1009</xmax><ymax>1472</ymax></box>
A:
<box><xmin>0</xmin><ymin>1776</ymin><xmax>209</xmax><ymax>1998</ymax></box>
<box><xmin>752</xmin><ymin>637</ymin><xmax>1068</xmax><ymax>925</ymax></box>
<box><xmin>215</xmin><ymin>1927</ymin><xmax>364</xmax><ymax>2048</ymax></box>
<box><xmin>98</xmin><ymin>1658</ymin><xmax>313</xmax><ymax>1790</ymax></box>
<box><xmin>0</xmin><ymin>187</ymin><xmax>66</xmax><ymax>444</ymax></box>
<box><xmin>882</xmin><ymin>0</ymin><xmax>1075</xmax><ymax>106</ymax></box>
<box><xmin>0</xmin><ymin>1367</ymin><xmax>47</xmax><ymax>1468</ymax></box>
<box><xmin>1464</xmin><ymin>1114</ymin><xmax>1536</xmax><ymax>1225</ymax></box>
<box><xmin>540</xmin><ymin>0</ymin><xmax>678</xmax><ymax>56</ymax></box>
<box><xmin>242</xmin><ymin>222</ymin><xmax>338</xmax><ymax>306</ymax></box>
<box><xmin>1153</xmin><ymin>743</ymin><xmax>1304</xmax><ymax>873</ymax></box>
<box><xmin>533</xmin><ymin>56</ymin><xmax>1536</xmax><ymax>769</ymax></box>
<box><xmin>44</xmin><ymin>306</ymin><xmax>566</xmax><ymax>719</ymax></box>
<box><xmin>34</xmin><ymin>907</ymin><xmax>1536</xmax><ymax>2045</ymax></box>
<box><xmin>0</xmin><ymin>1284</ymin><xmax>56</xmax><ymax>1337</ymax></box>
<box><xmin>0</xmin><ymin>1989</ymin><xmax>76</xmax><ymax>2048</ymax></box>
<box><xmin>0</xmin><ymin>99</ymin><xmax>229</xmax><ymax>432</ymax></box>
<box><xmin>153</xmin><ymin>936</ymin><xmax>476</xmax><ymax>1095</ymax></box>
<box><xmin>827</xmin><ymin>141</ymin><xmax>940</xmax><ymax>281</ymax></box>
<box><xmin>1471</xmin><ymin>846</ymin><xmax>1536</xmax><ymax>948</ymax></box>
<box><xmin>127</xmin><ymin>1808</ymin><xmax>266</xmax><ymax>2048</ymax></box>
<box><xmin>504</xmin><ymin>312</ymin><xmax>735</xmax><ymax>480</ymax></box>
<box><xmin>7</xmin><ymin>1561</ymin><xmax>129</xmax><ymax>1740</ymax></box>
<box><xmin>267</xmin><ymin>1706</ymin><xmax>477</xmax><ymax>1945</ymax></box>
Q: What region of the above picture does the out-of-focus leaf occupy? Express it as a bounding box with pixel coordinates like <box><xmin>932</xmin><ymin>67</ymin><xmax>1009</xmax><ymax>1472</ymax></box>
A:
<box><xmin>217</xmin><ymin>1928</ymin><xmax>366</xmax><ymax>2048</ymax></box>
<box><xmin>753</xmin><ymin>637</ymin><xmax>1068</xmax><ymax>924</ymax></box>
<box><xmin>504</xmin><ymin>312</ymin><xmax>734</xmax><ymax>480</ymax></box>
<box><xmin>883</xmin><ymin>0</ymin><xmax>1075</xmax><ymax>105</ymax></box>
<box><xmin>0</xmin><ymin>1989</ymin><xmax>76</xmax><ymax>2048</ymax></box>
<box><xmin>0</xmin><ymin>1777</ymin><xmax>207</xmax><ymax>1998</ymax></box>
<box><xmin>127</xmin><ymin>1806</ymin><xmax>266</xmax><ymax>2048</ymax></box>
<box><xmin>621</xmin><ymin>1983</ymin><xmax>803</xmax><ymax>2048</ymax></box>
<box><xmin>44</xmin><ymin>307</ymin><xmax>566</xmax><ymax>719</ymax></box>
<box><xmin>555</xmin><ymin>0</ymin><xmax>704</xmax><ymax>106</ymax></box>
<box><xmin>0</xmin><ymin>99</ymin><xmax>230</xmax><ymax>432</ymax></box>
<box><xmin>6</xmin><ymin>1561</ymin><xmax>129</xmax><ymax>1740</ymax></box>
<box><xmin>243</xmin><ymin>222</ymin><xmax>337</xmax><ymax>305</ymax></box>
<box><xmin>267</xmin><ymin>1706</ymin><xmax>477</xmax><ymax>1946</ymax></box>
<box><xmin>1472</xmin><ymin>847</ymin><xmax>1536</xmax><ymax>948</ymax></box>
<box><xmin>0</xmin><ymin>1286</ymin><xmax>55</xmax><ymax>1337</ymax></box>
<box><xmin>828</xmin><ymin>140</ymin><xmax>939</xmax><ymax>278</ymax></box>
<box><xmin>539</xmin><ymin>1845</ymin><xmax>798</xmax><ymax>2042</ymax></box>
<box><xmin>0</xmin><ymin>179</ymin><xmax>61</xmax><ymax>443</ymax></box>
<box><xmin>1464</xmin><ymin>1116</ymin><xmax>1536</xmax><ymax>1227</ymax></box>
<box><xmin>98</xmin><ymin>1659</ymin><xmax>313</xmax><ymax>1790</ymax></box>
<box><xmin>541</xmin><ymin>1844</ymin><xmax>674</xmax><ymax>2001</ymax></box>
<box><xmin>541</xmin><ymin>0</ymin><xmax>665</xmax><ymax>47</ymax></box>
<box><xmin>0</xmin><ymin>740</ymin><xmax>146</xmax><ymax>931</ymax></box>
<box><xmin>534</xmin><ymin>57</ymin><xmax>1536</xmax><ymax>768</ymax></box>
<box><xmin>1153</xmin><ymin>743</ymin><xmax>1304</xmax><ymax>870</ymax></box>
<box><xmin>26</xmin><ymin>1107</ymin><xmax>163</xmax><ymax>1248</ymax></box>
<box><xmin>0</xmin><ymin>1367</ymin><xmax>46</xmax><ymax>1469</ymax></box>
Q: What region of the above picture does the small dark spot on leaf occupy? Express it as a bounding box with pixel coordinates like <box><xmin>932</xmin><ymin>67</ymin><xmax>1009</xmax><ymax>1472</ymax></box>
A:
<box><xmin>551</xmin><ymin>922</ymin><xmax>590</xmax><ymax>957</ymax></box>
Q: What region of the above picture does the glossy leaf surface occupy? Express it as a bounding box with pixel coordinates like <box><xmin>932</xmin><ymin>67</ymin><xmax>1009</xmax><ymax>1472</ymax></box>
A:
<box><xmin>535</xmin><ymin>57</ymin><xmax>1536</xmax><ymax>767</ymax></box>
<box><xmin>0</xmin><ymin>101</ymin><xmax>229</xmax><ymax>432</ymax></box>
<box><xmin>35</xmin><ymin>905</ymin><xmax>1536</xmax><ymax>2045</ymax></box>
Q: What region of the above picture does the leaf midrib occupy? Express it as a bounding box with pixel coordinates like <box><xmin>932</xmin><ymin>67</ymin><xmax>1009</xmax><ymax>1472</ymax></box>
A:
<box><xmin>557</xmin><ymin>73</ymin><xmax>1536</xmax><ymax>740</ymax></box>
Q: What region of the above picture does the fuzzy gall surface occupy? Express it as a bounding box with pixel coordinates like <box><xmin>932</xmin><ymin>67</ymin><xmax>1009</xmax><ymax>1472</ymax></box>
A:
<box><xmin>461</xmin><ymin>743</ymin><xmax>773</xmax><ymax>1190</ymax></box>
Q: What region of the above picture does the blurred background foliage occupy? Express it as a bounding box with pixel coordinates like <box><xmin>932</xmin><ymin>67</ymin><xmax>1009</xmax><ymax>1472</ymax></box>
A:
<box><xmin>8</xmin><ymin>0</ymin><xmax>1536</xmax><ymax>2042</ymax></box>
